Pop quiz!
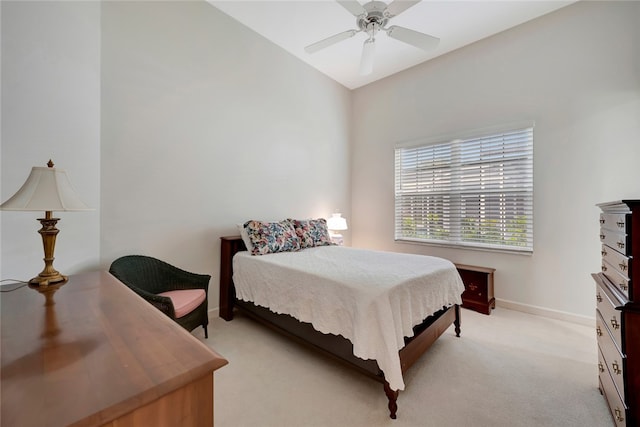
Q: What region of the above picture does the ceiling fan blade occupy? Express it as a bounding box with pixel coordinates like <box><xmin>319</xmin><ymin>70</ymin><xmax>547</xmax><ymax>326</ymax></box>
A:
<box><xmin>386</xmin><ymin>25</ymin><xmax>439</xmax><ymax>51</ymax></box>
<box><xmin>337</xmin><ymin>0</ymin><xmax>366</xmax><ymax>17</ymax></box>
<box><xmin>305</xmin><ymin>29</ymin><xmax>359</xmax><ymax>54</ymax></box>
<box><xmin>359</xmin><ymin>39</ymin><xmax>375</xmax><ymax>75</ymax></box>
<box><xmin>386</xmin><ymin>0</ymin><xmax>421</xmax><ymax>18</ymax></box>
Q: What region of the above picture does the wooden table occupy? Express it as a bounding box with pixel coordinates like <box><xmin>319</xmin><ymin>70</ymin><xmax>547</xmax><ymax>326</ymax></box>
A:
<box><xmin>1</xmin><ymin>271</ymin><xmax>228</xmax><ymax>427</ymax></box>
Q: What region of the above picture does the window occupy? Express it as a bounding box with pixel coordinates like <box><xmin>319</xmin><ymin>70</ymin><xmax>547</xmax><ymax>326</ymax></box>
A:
<box><xmin>394</xmin><ymin>126</ymin><xmax>533</xmax><ymax>253</ymax></box>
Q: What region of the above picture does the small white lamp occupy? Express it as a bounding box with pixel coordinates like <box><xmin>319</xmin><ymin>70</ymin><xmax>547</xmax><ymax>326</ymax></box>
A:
<box><xmin>326</xmin><ymin>213</ymin><xmax>348</xmax><ymax>245</ymax></box>
<box><xmin>0</xmin><ymin>160</ymin><xmax>92</xmax><ymax>286</ymax></box>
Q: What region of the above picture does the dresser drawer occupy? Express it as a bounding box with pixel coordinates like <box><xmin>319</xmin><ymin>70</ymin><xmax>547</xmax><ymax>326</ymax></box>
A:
<box><xmin>600</xmin><ymin>213</ymin><xmax>631</xmax><ymax>234</ymax></box>
<box><xmin>600</xmin><ymin>228</ymin><xmax>631</xmax><ymax>256</ymax></box>
<box><xmin>597</xmin><ymin>311</ymin><xmax>626</xmax><ymax>402</ymax></box>
<box><xmin>602</xmin><ymin>265</ymin><xmax>631</xmax><ymax>300</ymax></box>
<box><xmin>596</xmin><ymin>281</ymin><xmax>624</xmax><ymax>351</ymax></box>
<box><xmin>599</xmin><ymin>345</ymin><xmax>628</xmax><ymax>427</ymax></box>
<box><xmin>600</xmin><ymin>228</ymin><xmax>631</xmax><ymax>255</ymax></box>
<box><xmin>602</xmin><ymin>244</ymin><xmax>631</xmax><ymax>281</ymax></box>
<box><xmin>598</xmin><ymin>351</ymin><xmax>627</xmax><ymax>427</ymax></box>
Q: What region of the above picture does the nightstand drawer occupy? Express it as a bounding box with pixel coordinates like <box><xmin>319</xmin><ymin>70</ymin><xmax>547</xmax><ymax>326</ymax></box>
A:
<box><xmin>460</xmin><ymin>273</ymin><xmax>486</xmax><ymax>299</ymax></box>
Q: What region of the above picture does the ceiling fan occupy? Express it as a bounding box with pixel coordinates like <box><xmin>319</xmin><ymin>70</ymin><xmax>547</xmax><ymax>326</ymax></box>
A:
<box><xmin>304</xmin><ymin>0</ymin><xmax>440</xmax><ymax>76</ymax></box>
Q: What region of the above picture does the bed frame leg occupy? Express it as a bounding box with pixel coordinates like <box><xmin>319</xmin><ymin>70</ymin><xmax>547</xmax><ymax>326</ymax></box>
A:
<box><xmin>454</xmin><ymin>305</ymin><xmax>461</xmax><ymax>337</ymax></box>
<box><xmin>383</xmin><ymin>382</ymin><xmax>399</xmax><ymax>419</ymax></box>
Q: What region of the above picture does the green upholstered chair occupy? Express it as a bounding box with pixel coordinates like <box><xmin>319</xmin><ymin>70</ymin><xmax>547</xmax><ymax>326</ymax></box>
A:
<box><xmin>109</xmin><ymin>255</ymin><xmax>210</xmax><ymax>338</ymax></box>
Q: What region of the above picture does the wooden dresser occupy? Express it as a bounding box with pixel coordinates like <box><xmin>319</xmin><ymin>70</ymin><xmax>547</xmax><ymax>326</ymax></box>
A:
<box><xmin>0</xmin><ymin>271</ymin><xmax>228</xmax><ymax>427</ymax></box>
<box><xmin>594</xmin><ymin>200</ymin><xmax>640</xmax><ymax>427</ymax></box>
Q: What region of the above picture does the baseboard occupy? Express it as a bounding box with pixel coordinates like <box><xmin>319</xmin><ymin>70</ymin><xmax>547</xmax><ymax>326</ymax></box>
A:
<box><xmin>209</xmin><ymin>307</ymin><xmax>220</xmax><ymax>318</ymax></box>
<box><xmin>496</xmin><ymin>298</ymin><xmax>595</xmax><ymax>327</ymax></box>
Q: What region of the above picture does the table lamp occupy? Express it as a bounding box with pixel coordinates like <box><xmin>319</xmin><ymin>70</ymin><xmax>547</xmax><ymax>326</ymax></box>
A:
<box><xmin>326</xmin><ymin>212</ymin><xmax>348</xmax><ymax>245</ymax></box>
<box><xmin>0</xmin><ymin>160</ymin><xmax>92</xmax><ymax>286</ymax></box>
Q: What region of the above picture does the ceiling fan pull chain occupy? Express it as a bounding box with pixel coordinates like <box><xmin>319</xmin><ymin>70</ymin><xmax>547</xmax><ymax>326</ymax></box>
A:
<box><xmin>366</xmin><ymin>22</ymin><xmax>379</xmax><ymax>41</ymax></box>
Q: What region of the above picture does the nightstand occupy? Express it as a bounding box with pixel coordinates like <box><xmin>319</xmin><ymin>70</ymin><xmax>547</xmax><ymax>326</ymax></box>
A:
<box><xmin>455</xmin><ymin>264</ymin><xmax>495</xmax><ymax>315</ymax></box>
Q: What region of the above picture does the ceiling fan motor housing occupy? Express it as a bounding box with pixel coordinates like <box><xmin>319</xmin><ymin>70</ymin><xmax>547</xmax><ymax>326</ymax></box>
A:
<box><xmin>357</xmin><ymin>1</ymin><xmax>389</xmax><ymax>33</ymax></box>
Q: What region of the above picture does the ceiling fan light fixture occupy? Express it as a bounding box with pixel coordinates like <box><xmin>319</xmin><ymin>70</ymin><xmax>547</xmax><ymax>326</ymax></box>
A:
<box><xmin>365</xmin><ymin>21</ymin><xmax>380</xmax><ymax>38</ymax></box>
<box><xmin>359</xmin><ymin>39</ymin><xmax>375</xmax><ymax>75</ymax></box>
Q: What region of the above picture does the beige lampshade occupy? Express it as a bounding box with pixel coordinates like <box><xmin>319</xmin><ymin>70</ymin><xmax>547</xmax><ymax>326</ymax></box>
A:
<box><xmin>326</xmin><ymin>213</ymin><xmax>348</xmax><ymax>231</ymax></box>
<box><xmin>0</xmin><ymin>166</ymin><xmax>91</xmax><ymax>212</ymax></box>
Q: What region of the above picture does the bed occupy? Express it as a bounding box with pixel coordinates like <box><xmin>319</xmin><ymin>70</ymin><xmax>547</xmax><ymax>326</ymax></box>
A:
<box><xmin>219</xmin><ymin>235</ymin><xmax>464</xmax><ymax>419</ymax></box>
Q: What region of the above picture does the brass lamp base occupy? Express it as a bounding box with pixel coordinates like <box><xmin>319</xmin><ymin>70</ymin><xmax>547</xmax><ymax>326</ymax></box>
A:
<box><xmin>29</xmin><ymin>212</ymin><xmax>68</xmax><ymax>288</ymax></box>
<box><xmin>29</xmin><ymin>273</ymin><xmax>68</xmax><ymax>287</ymax></box>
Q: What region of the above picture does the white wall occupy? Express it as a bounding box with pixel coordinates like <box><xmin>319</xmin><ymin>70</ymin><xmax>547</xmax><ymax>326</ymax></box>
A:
<box><xmin>100</xmin><ymin>1</ymin><xmax>352</xmax><ymax>309</ymax></box>
<box><xmin>351</xmin><ymin>1</ymin><xmax>640</xmax><ymax>320</ymax></box>
<box><xmin>4</xmin><ymin>1</ymin><xmax>637</xmax><ymax>321</ymax></box>
<box><xmin>1</xmin><ymin>1</ymin><xmax>101</xmax><ymax>281</ymax></box>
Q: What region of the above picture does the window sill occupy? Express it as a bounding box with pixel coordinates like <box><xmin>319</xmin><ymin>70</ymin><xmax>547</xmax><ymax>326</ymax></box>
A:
<box><xmin>395</xmin><ymin>238</ymin><xmax>533</xmax><ymax>256</ymax></box>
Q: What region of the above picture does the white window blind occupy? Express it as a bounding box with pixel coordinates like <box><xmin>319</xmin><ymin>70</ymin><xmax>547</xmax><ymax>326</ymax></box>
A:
<box><xmin>394</xmin><ymin>127</ymin><xmax>533</xmax><ymax>253</ymax></box>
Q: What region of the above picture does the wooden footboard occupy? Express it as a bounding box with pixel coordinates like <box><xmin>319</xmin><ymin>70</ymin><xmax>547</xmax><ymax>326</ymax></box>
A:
<box><xmin>219</xmin><ymin>236</ymin><xmax>461</xmax><ymax>419</ymax></box>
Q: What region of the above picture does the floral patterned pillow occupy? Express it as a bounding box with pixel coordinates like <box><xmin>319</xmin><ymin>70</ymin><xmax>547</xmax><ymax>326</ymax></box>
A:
<box><xmin>243</xmin><ymin>220</ymin><xmax>301</xmax><ymax>255</ymax></box>
<box><xmin>290</xmin><ymin>218</ymin><xmax>335</xmax><ymax>249</ymax></box>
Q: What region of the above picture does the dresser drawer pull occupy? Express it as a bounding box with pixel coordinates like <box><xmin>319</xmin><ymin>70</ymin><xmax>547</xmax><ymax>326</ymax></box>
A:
<box><xmin>615</xmin><ymin>408</ymin><xmax>624</xmax><ymax>422</ymax></box>
<box><xmin>598</xmin><ymin>362</ymin><xmax>605</xmax><ymax>373</ymax></box>
<box><xmin>611</xmin><ymin>317</ymin><xmax>620</xmax><ymax>330</ymax></box>
<box><xmin>600</xmin><ymin>233</ymin><xmax>606</xmax><ymax>240</ymax></box>
<box><xmin>601</xmin><ymin>249</ymin><xmax>608</xmax><ymax>257</ymax></box>
<box><xmin>617</xmin><ymin>241</ymin><xmax>625</xmax><ymax>249</ymax></box>
<box><xmin>619</xmin><ymin>262</ymin><xmax>628</xmax><ymax>272</ymax></box>
<box><xmin>596</xmin><ymin>326</ymin><xmax>603</xmax><ymax>337</ymax></box>
<box><xmin>617</xmin><ymin>221</ymin><xmax>625</xmax><ymax>228</ymax></box>
<box><xmin>600</xmin><ymin>218</ymin><xmax>605</xmax><ymax>225</ymax></box>
<box><xmin>596</xmin><ymin>293</ymin><xmax>603</xmax><ymax>303</ymax></box>
<box><xmin>601</xmin><ymin>265</ymin><xmax>607</xmax><ymax>272</ymax></box>
<box><xmin>612</xmin><ymin>361</ymin><xmax>622</xmax><ymax>375</ymax></box>
<box><xmin>620</xmin><ymin>282</ymin><xmax>629</xmax><ymax>291</ymax></box>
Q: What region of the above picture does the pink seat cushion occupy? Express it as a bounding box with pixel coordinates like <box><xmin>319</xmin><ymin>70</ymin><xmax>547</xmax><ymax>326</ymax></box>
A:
<box><xmin>158</xmin><ymin>289</ymin><xmax>206</xmax><ymax>318</ymax></box>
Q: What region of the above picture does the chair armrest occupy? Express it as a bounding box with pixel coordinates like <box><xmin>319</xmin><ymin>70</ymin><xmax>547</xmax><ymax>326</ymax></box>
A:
<box><xmin>128</xmin><ymin>285</ymin><xmax>177</xmax><ymax>319</ymax></box>
<box><xmin>165</xmin><ymin>269</ymin><xmax>211</xmax><ymax>294</ymax></box>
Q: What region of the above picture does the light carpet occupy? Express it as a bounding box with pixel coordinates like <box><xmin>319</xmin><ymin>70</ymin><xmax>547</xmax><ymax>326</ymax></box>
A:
<box><xmin>198</xmin><ymin>307</ymin><xmax>612</xmax><ymax>427</ymax></box>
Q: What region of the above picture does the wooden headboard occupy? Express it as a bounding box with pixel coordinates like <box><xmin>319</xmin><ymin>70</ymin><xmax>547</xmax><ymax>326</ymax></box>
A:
<box><xmin>219</xmin><ymin>236</ymin><xmax>247</xmax><ymax>321</ymax></box>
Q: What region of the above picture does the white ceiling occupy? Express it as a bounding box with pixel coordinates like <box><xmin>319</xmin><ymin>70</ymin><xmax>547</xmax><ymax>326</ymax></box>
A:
<box><xmin>209</xmin><ymin>0</ymin><xmax>575</xmax><ymax>89</ymax></box>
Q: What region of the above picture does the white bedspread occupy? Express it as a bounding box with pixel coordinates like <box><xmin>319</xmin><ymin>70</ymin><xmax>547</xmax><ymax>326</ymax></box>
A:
<box><xmin>232</xmin><ymin>246</ymin><xmax>464</xmax><ymax>391</ymax></box>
